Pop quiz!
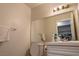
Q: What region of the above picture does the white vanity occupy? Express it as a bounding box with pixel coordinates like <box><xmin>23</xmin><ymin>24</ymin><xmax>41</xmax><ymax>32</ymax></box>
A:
<box><xmin>46</xmin><ymin>41</ymin><xmax>79</xmax><ymax>56</ymax></box>
<box><xmin>30</xmin><ymin>41</ymin><xmax>79</xmax><ymax>56</ymax></box>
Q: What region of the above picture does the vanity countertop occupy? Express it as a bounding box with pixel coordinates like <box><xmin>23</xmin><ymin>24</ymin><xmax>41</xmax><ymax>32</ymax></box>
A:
<box><xmin>36</xmin><ymin>41</ymin><xmax>79</xmax><ymax>47</ymax></box>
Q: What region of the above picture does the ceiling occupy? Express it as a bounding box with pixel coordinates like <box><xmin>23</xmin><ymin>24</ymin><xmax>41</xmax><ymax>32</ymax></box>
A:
<box><xmin>26</xmin><ymin>3</ymin><xmax>68</xmax><ymax>8</ymax></box>
<box><xmin>26</xmin><ymin>3</ymin><xmax>42</xmax><ymax>8</ymax></box>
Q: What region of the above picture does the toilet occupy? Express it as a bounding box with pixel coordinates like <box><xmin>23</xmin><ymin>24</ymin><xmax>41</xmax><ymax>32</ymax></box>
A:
<box><xmin>30</xmin><ymin>33</ymin><xmax>46</xmax><ymax>56</ymax></box>
<box><xmin>30</xmin><ymin>43</ymin><xmax>40</xmax><ymax>56</ymax></box>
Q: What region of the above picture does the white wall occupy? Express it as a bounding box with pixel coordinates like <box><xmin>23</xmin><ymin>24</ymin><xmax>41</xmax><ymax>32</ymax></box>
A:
<box><xmin>31</xmin><ymin>19</ymin><xmax>45</xmax><ymax>42</ymax></box>
<box><xmin>0</xmin><ymin>4</ymin><xmax>31</xmax><ymax>56</ymax></box>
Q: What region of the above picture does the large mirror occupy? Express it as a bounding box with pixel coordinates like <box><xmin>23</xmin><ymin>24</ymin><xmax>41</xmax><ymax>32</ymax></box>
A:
<box><xmin>31</xmin><ymin>11</ymin><xmax>76</xmax><ymax>42</ymax></box>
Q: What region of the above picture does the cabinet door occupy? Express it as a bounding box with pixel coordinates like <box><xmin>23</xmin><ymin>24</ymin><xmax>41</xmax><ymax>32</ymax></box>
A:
<box><xmin>47</xmin><ymin>45</ymin><xmax>79</xmax><ymax>56</ymax></box>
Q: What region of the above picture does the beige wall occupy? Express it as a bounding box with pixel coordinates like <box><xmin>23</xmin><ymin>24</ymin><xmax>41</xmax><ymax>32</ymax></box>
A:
<box><xmin>32</xmin><ymin>12</ymin><xmax>72</xmax><ymax>42</ymax></box>
<box><xmin>31</xmin><ymin>3</ymin><xmax>78</xmax><ymax>20</ymax></box>
<box><xmin>75</xmin><ymin>4</ymin><xmax>79</xmax><ymax>40</ymax></box>
<box><xmin>0</xmin><ymin>4</ymin><xmax>31</xmax><ymax>56</ymax></box>
<box><xmin>31</xmin><ymin>3</ymin><xmax>63</xmax><ymax>20</ymax></box>
<box><xmin>31</xmin><ymin>3</ymin><xmax>79</xmax><ymax>42</ymax></box>
<box><xmin>31</xmin><ymin>19</ymin><xmax>45</xmax><ymax>42</ymax></box>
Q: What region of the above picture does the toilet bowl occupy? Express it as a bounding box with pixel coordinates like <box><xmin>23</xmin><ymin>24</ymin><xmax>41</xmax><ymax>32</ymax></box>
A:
<box><xmin>30</xmin><ymin>43</ymin><xmax>40</xmax><ymax>56</ymax></box>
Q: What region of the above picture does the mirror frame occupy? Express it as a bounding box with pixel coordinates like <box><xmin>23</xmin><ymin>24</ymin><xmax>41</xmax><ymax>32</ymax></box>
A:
<box><xmin>56</xmin><ymin>11</ymin><xmax>76</xmax><ymax>41</ymax></box>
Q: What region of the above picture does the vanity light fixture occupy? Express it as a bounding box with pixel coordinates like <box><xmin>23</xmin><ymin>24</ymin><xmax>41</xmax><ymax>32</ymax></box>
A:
<box><xmin>59</xmin><ymin>6</ymin><xmax>63</xmax><ymax>10</ymax></box>
<box><xmin>57</xmin><ymin>7</ymin><xmax>59</xmax><ymax>10</ymax></box>
<box><xmin>58</xmin><ymin>5</ymin><xmax>64</xmax><ymax>10</ymax></box>
<box><xmin>53</xmin><ymin>4</ymin><xmax>69</xmax><ymax>12</ymax></box>
<box><xmin>53</xmin><ymin>7</ymin><xmax>59</xmax><ymax>12</ymax></box>
<box><xmin>53</xmin><ymin>8</ymin><xmax>57</xmax><ymax>12</ymax></box>
<box><xmin>63</xmin><ymin>4</ymin><xmax>69</xmax><ymax>8</ymax></box>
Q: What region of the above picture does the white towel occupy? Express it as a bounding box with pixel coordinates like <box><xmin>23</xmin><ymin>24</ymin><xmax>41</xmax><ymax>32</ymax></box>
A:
<box><xmin>0</xmin><ymin>26</ymin><xmax>9</xmax><ymax>42</ymax></box>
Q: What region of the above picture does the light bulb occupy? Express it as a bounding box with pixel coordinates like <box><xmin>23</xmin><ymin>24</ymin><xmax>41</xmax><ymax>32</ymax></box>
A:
<box><xmin>64</xmin><ymin>4</ymin><xmax>69</xmax><ymax>8</ymax></box>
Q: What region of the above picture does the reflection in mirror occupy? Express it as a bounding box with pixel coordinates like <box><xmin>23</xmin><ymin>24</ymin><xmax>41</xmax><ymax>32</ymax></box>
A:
<box><xmin>31</xmin><ymin>12</ymin><xmax>76</xmax><ymax>43</ymax></box>
<box><xmin>57</xmin><ymin>20</ymin><xmax>72</xmax><ymax>41</ymax></box>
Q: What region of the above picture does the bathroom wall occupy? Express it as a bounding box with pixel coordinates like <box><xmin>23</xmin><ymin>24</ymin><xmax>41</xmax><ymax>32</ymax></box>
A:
<box><xmin>31</xmin><ymin>3</ymin><xmax>79</xmax><ymax>42</ymax></box>
<box><xmin>0</xmin><ymin>4</ymin><xmax>31</xmax><ymax>56</ymax></box>
<box><xmin>31</xmin><ymin>3</ymin><xmax>77</xmax><ymax>20</ymax></box>
<box><xmin>31</xmin><ymin>19</ymin><xmax>45</xmax><ymax>42</ymax></box>
<box><xmin>31</xmin><ymin>3</ymin><xmax>64</xmax><ymax>20</ymax></box>
<box><xmin>75</xmin><ymin>4</ymin><xmax>79</xmax><ymax>40</ymax></box>
<box><xmin>31</xmin><ymin>12</ymin><xmax>72</xmax><ymax>42</ymax></box>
